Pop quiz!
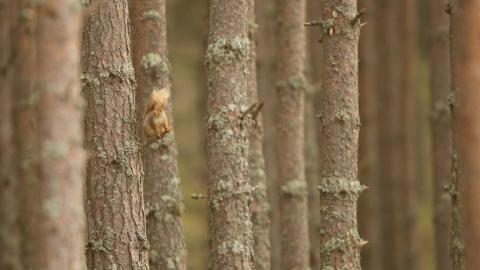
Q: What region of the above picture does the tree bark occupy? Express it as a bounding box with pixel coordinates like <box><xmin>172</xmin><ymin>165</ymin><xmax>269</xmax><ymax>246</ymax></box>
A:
<box><xmin>247</xmin><ymin>1</ymin><xmax>271</xmax><ymax>269</ymax></box>
<box><xmin>399</xmin><ymin>0</ymin><xmax>418</xmax><ymax>268</ymax></box>
<box><xmin>429</xmin><ymin>0</ymin><xmax>452</xmax><ymax>268</ymax></box>
<box><xmin>357</xmin><ymin>0</ymin><xmax>380</xmax><ymax>269</ymax></box>
<box><xmin>448</xmin><ymin>0</ymin><xmax>480</xmax><ymax>269</ymax></box>
<box><xmin>205</xmin><ymin>0</ymin><xmax>253</xmax><ymax>269</ymax></box>
<box><xmin>82</xmin><ymin>1</ymin><xmax>149</xmax><ymax>269</ymax></box>
<box><xmin>13</xmin><ymin>0</ymin><xmax>86</xmax><ymax>269</ymax></box>
<box><xmin>130</xmin><ymin>0</ymin><xmax>187</xmax><ymax>269</ymax></box>
<box><xmin>0</xmin><ymin>1</ymin><xmax>21</xmax><ymax>269</ymax></box>
<box><xmin>316</xmin><ymin>0</ymin><xmax>363</xmax><ymax>268</ymax></box>
<box><xmin>276</xmin><ymin>0</ymin><xmax>310</xmax><ymax>269</ymax></box>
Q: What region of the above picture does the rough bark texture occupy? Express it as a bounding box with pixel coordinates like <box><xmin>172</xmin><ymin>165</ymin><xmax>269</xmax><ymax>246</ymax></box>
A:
<box><xmin>357</xmin><ymin>0</ymin><xmax>380</xmax><ymax>269</ymax></box>
<box><xmin>130</xmin><ymin>0</ymin><xmax>187</xmax><ymax>269</ymax></box>
<box><xmin>377</xmin><ymin>0</ymin><xmax>400</xmax><ymax>268</ymax></box>
<box><xmin>429</xmin><ymin>0</ymin><xmax>452</xmax><ymax>268</ymax></box>
<box><xmin>305</xmin><ymin>0</ymin><xmax>322</xmax><ymax>267</ymax></box>
<box><xmin>247</xmin><ymin>0</ymin><xmax>271</xmax><ymax>269</ymax></box>
<box><xmin>448</xmin><ymin>0</ymin><xmax>480</xmax><ymax>269</ymax></box>
<box><xmin>276</xmin><ymin>0</ymin><xmax>310</xmax><ymax>269</ymax></box>
<box><xmin>205</xmin><ymin>0</ymin><xmax>253</xmax><ymax>269</ymax></box>
<box><xmin>318</xmin><ymin>0</ymin><xmax>363</xmax><ymax>269</ymax></box>
<box><xmin>399</xmin><ymin>0</ymin><xmax>418</xmax><ymax>269</ymax></box>
<box><xmin>12</xmin><ymin>0</ymin><xmax>87</xmax><ymax>269</ymax></box>
<box><xmin>82</xmin><ymin>1</ymin><xmax>149</xmax><ymax>269</ymax></box>
<box><xmin>0</xmin><ymin>1</ymin><xmax>21</xmax><ymax>269</ymax></box>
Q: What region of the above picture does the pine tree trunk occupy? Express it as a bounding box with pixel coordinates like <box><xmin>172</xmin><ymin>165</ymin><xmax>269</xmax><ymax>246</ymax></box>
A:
<box><xmin>205</xmin><ymin>0</ymin><xmax>253</xmax><ymax>268</ymax></box>
<box><xmin>82</xmin><ymin>1</ymin><xmax>149</xmax><ymax>269</ymax></box>
<box><xmin>305</xmin><ymin>0</ymin><xmax>322</xmax><ymax>267</ymax></box>
<box><xmin>317</xmin><ymin>0</ymin><xmax>363</xmax><ymax>268</ymax></box>
<box><xmin>377</xmin><ymin>0</ymin><xmax>400</xmax><ymax>268</ymax></box>
<box><xmin>448</xmin><ymin>0</ymin><xmax>480</xmax><ymax>269</ymax></box>
<box><xmin>276</xmin><ymin>0</ymin><xmax>310</xmax><ymax>268</ymax></box>
<box><xmin>130</xmin><ymin>0</ymin><xmax>187</xmax><ymax>269</ymax></box>
<box><xmin>247</xmin><ymin>1</ymin><xmax>271</xmax><ymax>269</ymax></box>
<box><xmin>0</xmin><ymin>1</ymin><xmax>21</xmax><ymax>269</ymax></box>
<box><xmin>13</xmin><ymin>0</ymin><xmax>86</xmax><ymax>268</ymax></box>
<box><xmin>399</xmin><ymin>0</ymin><xmax>418</xmax><ymax>268</ymax></box>
<box><xmin>357</xmin><ymin>0</ymin><xmax>380</xmax><ymax>269</ymax></box>
<box><xmin>429</xmin><ymin>0</ymin><xmax>452</xmax><ymax>268</ymax></box>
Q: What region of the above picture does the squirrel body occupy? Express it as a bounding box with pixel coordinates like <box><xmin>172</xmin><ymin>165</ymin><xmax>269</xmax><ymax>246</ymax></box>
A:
<box><xmin>142</xmin><ymin>88</ymin><xmax>171</xmax><ymax>141</ymax></box>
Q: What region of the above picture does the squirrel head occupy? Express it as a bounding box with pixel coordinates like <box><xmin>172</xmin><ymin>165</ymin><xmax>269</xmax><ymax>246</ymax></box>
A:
<box><xmin>153</xmin><ymin>110</ymin><xmax>161</xmax><ymax>116</ymax></box>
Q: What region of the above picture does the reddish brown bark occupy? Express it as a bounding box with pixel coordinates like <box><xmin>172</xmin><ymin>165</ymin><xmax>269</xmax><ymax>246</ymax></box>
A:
<box><xmin>276</xmin><ymin>0</ymin><xmax>310</xmax><ymax>268</ymax></box>
<box><xmin>316</xmin><ymin>0</ymin><xmax>363</xmax><ymax>268</ymax></box>
<box><xmin>357</xmin><ymin>0</ymin><xmax>380</xmax><ymax>269</ymax></box>
<box><xmin>0</xmin><ymin>1</ymin><xmax>21</xmax><ymax>269</ymax></box>
<box><xmin>205</xmin><ymin>0</ymin><xmax>253</xmax><ymax>268</ymax></box>
<box><xmin>448</xmin><ymin>0</ymin><xmax>480</xmax><ymax>269</ymax></box>
<box><xmin>130</xmin><ymin>0</ymin><xmax>187</xmax><ymax>268</ymax></box>
<box><xmin>429</xmin><ymin>0</ymin><xmax>452</xmax><ymax>268</ymax></box>
<box><xmin>82</xmin><ymin>1</ymin><xmax>149</xmax><ymax>269</ymax></box>
<box><xmin>247</xmin><ymin>1</ymin><xmax>271</xmax><ymax>269</ymax></box>
<box><xmin>13</xmin><ymin>0</ymin><xmax>86</xmax><ymax>268</ymax></box>
<box><xmin>399</xmin><ymin>0</ymin><xmax>418</xmax><ymax>268</ymax></box>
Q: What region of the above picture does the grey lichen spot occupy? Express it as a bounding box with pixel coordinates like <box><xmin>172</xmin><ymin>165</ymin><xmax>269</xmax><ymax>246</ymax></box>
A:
<box><xmin>140</xmin><ymin>53</ymin><xmax>169</xmax><ymax>77</ymax></box>
<box><xmin>317</xmin><ymin>177</ymin><xmax>366</xmax><ymax>201</ymax></box>
<box><xmin>97</xmin><ymin>147</ymin><xmax>107</xmax><ymax>160</ymax></box>
<box><xmin>80</xmin><ymin>73</ymin><xmax>100</xmax><ymax>87</ymax></box>
<box><xmin>99</xmin><ymin>72</ymin><xmax>110</xmax><ymax>78</ymax></box>
<box><xmin>42</xmin><ymin>140</ymin><xmax>68</xmax><ymax>159</ymax></box>
<box><xmin>321</xmin><ymin>229</ymin><xmax>363</xmax><ymax>253</ymax></box>
<box><xmin>42</xmin><ymin>197</ymin><xmax>61</xmax><ymax>218</ymax></box>
<box><xmin>430</xmin><ymin>100</ymin><xmax>451</xmax><ymax>125</ymax></box>
<box><xmin>81</xmin><ymin>0</ymin><xmax>89</xmax><ymax>6</ymax></box>
<box><xmin>205</xmin><ymin>36</ymin><xmax>250</xmax><ymax>71</ymax></box>
<box><xmin>277</xmin><ymin>75</ymin><xmax>308</xmax><ymax>92</ymax></box>
<box><xmin>140</xmin><ymin>10</ymin><xmax>162</xmax><ymax>26</ymax></box>
<box><xmin>281</xmin><ymin>179</ymin><xmax>308</xmax><ymax>197</ymax></box>
<box><xmin>109</xmin><ymin>62</ymin><xmax>135</xmax><ymax>82</ymax></box>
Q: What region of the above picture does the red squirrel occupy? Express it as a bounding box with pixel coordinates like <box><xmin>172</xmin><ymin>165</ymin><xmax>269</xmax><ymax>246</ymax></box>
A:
<box><xmin>142</xmin><ymin>88</ymin><xmax>171</xmax><ymax>141</ymax></box>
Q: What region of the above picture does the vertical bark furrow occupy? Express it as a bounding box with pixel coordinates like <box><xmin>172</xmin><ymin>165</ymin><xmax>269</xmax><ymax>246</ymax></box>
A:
<box><xmin>206</xmin><ymin>1</ymin><xmax>254</xmax><ymax>269</ymax></box>
<box><xmin>318</xmin><ymin>0</ymin><xmax>363</xmax><ymax>269</ymax></box>
<box><xmin>82</xmin><ymin>1</ymin><xmax>149</xmax><ymax>269</ymax></box>
<box><xmin>131</xmin><ymin>0</ymin><xmax>187</xmax><ymax>268</ymax></box>
<box><xmin>276</xmin><ymin>0</ymin><xmax>310</xmax><ymax>268</ymax></box>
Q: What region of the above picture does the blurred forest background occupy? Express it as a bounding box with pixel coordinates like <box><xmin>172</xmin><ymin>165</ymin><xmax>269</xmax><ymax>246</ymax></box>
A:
<box><xmin>168</xmin><ymin>0</ymin><xmax>432</xmax><ymax>269</ymax></box>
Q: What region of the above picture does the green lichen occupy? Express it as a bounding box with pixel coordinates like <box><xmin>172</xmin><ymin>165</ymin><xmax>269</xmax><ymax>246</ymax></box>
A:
<box><xmin>140</xmin><ymin>53</ymin><xmax>169</xmax><ymax>76</ymax></box>
<box><xmin>140</xmin><ymin>10</ymin><xmax>162</xmax><ymax>26</ymax></box>
<box><xmin>281</xmin><ymin>179</ymin><xmax>308</xmax><ymax>197</ymax></box>
<box><xmin>108</xmin><ymin>62</ymin><xmax>135</xmax><ymax>82</ymax></box>
<box><xmin>277</xmin><ymin>75</ymin><xmax>308</xmax><ymax>91</ymax></box>
<box><xmin>317</xmin><ymin>177</ymin><xmax>365</xmax><ymax>201</ymax></box>
<box><xmin>80</xmin><ymin>73</ymin><xmax>100</xmax><ymax>87</ymax></box>
<box><xmin>205</xmin><ymin>36</ymin><xmax>250</xmax><ymax>71</ymax></box>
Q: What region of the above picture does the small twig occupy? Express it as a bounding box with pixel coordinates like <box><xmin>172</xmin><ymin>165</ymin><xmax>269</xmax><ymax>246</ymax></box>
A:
<box><xmin>240</xmin><ymin>102</ymin><xmax>258</xmax><ymax>120</ymax></box>
<box><xmin>351</xmin><ymin>8</ymin><xmax>367</xmax><ymax>26</ymax></box>
<box><xmin>140</xmin><ymin>130</ymin><xmax>170</xmax><ymax>152</ymax></box>
<box><xmin>358</xmin><ymin>240</ymin><xmax>369</xmax><ymax>248</ymax></box>
<box><xmin>250</xmin><ymin>101</ymin><xmax>265</xmax><ymax>124</ymax></box>
<box><xmin>191</xmin><ymin>194</ymin><xmax>209</xmax><ymax>200</ymax></box>
<box><xmin>360</xmin><ymin>22</ymin><xmax>368</xmax><ymax>29</ymax></box>
<box><xmin>304</xmin><ymin>20</ymin><xmax>322</xmax><ymax>27</ymax></box>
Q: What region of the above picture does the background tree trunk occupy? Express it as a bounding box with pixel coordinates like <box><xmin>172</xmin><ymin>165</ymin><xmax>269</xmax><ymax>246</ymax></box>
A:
<box><xmin>82</xmin><ymin>1</ymin><xmax>149</xmax><ymax>269</ymax></box>
<box><xmin>0</xmin><ymin>1</ymin><xmax>21</xmax><ymax>269</ymax></box>
<box><xmin>399</xmin><ymin>0</ymin><xmax>418</xmax><ymax>268</ymax></box>
<box><xmin>247</xmin><ymin>1</ymin><xmax>271</xmax><ymax>269</ymax></box>
<box><xmin>377</xmin><ymin>0</ymin><xmax>400</xmax><ymax>268</ymax></box>
<box><xmin>316</xmin><ymin>0</ymin><xmax>363</xmax><ymax>268</ymax></box>
<box><xmin>276</xmin><ymin>0</ymin><xmax>310</xmax><ymax>268</ymax></box>
<box><xmin>130</xmin><ymin>0</ymin><xmax>187</xmax><ymax>268</ymax></box>
<box><xmin>205</xmin><ymin>0</ymin><xmax>253</xmax><ymax>268</ymax></box>
<box><xmin>13</xmin><ymin>0</ymin><xmax>86</xmax><ymax>268</ymax></box>
<box><xmin>449</xmin><ymin>0</ymin><xmax>480</xmax><ymax>269</ymax></box>
<box><xmin>357</xmin><ymin>0</ymin><xmax>380</xmax><ymax>269</ymax></box>
<box><xmin>429</xmin><ymin>0</ymin><xmax>452</xmax><ymax>268</ymax></box>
